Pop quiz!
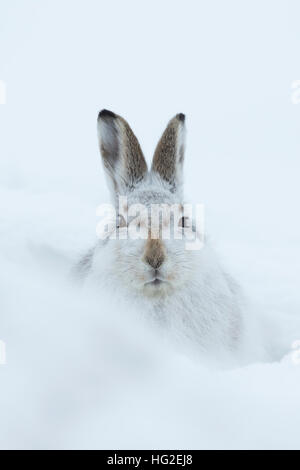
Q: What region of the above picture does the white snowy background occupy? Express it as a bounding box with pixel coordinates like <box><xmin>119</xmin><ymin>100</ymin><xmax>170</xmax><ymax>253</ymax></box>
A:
<box><xmin>0</xmin><ymin>0</ymin><xmax>300</xmax><ymax>449</ymax></box>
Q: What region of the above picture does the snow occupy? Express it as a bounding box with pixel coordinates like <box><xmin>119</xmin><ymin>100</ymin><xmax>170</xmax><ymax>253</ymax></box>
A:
<box><xmin>0</xmin><ymin>0</ymin><xmax>300</xmax><ymax>450</ymax></box>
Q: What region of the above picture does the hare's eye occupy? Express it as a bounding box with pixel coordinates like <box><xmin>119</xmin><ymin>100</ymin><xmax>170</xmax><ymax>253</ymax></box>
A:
<box><xmin>116</xmin><ymin>214</ymin><xmax>127</xmax><ymax>229</ymax></box>
<box><xmin>179</xmin><ymin>216</ymin><xmax>189</xmax><ymax>228</ymax></box>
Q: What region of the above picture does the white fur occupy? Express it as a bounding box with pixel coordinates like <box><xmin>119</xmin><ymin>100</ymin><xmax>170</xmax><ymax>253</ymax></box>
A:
<box><xmin>79</xmin><ymin>174</ymin><xmax>243</xmax><ymax>353</ymax></box>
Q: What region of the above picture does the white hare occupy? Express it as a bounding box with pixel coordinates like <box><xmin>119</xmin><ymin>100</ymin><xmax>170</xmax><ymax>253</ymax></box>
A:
<box><xmin>77</xmin><ymin>110</ymin><xmax>243</xmax><ymax>351</ymax></box>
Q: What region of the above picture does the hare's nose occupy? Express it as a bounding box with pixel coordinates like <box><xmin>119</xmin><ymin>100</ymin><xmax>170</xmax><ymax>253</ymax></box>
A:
<box><xmin>143</xmin><ymin>239</ymin><xmax>165</xmax><ymax>270</ymax></box>
<box><xmin>144</xmin><ymin>253</ymin><xmax>165</xmax><ymax>270</ymax></box>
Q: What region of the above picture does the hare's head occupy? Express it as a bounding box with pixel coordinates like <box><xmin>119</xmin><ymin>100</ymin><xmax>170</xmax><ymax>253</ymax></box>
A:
<box><xmin>97</xmin><ymin>110</ymin><xmax>200</xmax><ymax>298</ymax></box>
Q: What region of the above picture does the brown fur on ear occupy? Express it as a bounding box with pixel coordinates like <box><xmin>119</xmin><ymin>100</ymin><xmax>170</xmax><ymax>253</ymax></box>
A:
<box><xmin>98</xmin><ymin>110</ymin><xmax>148</xmax><ymax>195</ymax></box>
<box><xmin>151</xmin><ymin>114</ymin><xmax>186</xmax><ymax>191</ymax></box>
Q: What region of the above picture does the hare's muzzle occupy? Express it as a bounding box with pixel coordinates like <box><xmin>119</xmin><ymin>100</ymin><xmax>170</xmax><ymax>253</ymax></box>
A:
<box><xmin>143</xmin><ymin>238</ymin><xmax>166</xmax><ymax>270</ymax></box>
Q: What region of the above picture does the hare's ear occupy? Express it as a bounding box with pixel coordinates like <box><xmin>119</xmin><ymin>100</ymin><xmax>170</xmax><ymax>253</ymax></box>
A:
<box><xmin>97</xmin><ymin>110</ymin><xmax>148</xmax><ymax>197</ymax></box>
<box><xmin>151</xmin><ymin>114</ymin><xmax>186</xmax><ymax>192</ymax></box>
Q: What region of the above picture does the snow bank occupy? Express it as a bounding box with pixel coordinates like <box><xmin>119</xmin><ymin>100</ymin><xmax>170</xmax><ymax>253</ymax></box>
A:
<box><xmin>0</xmin><ymin>187</ymin><xmax>299</xmax><ymax>450</ymax></box>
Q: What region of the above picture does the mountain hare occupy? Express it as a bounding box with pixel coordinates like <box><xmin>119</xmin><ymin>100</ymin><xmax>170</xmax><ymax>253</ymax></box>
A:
<box><xmin>77</xmin><ymin>110</ymin><xmax>243</xmax><ymax>351</ymax></box>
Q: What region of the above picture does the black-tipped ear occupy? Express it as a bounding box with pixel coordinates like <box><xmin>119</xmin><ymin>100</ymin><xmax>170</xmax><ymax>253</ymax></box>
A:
<box><xmin>98</xmin><ymin>109</ymin><xmax>116</xmax><ymax>119</ymax></box>
<box><xmin>151</xmin><ymin>114</ymin><xmax>186</xmax><ymax>192</ymax></box>
<box><xmin>97</xmin><ymin>110</ymin><xmax>148</xmax><ymax>198</ymax></box>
